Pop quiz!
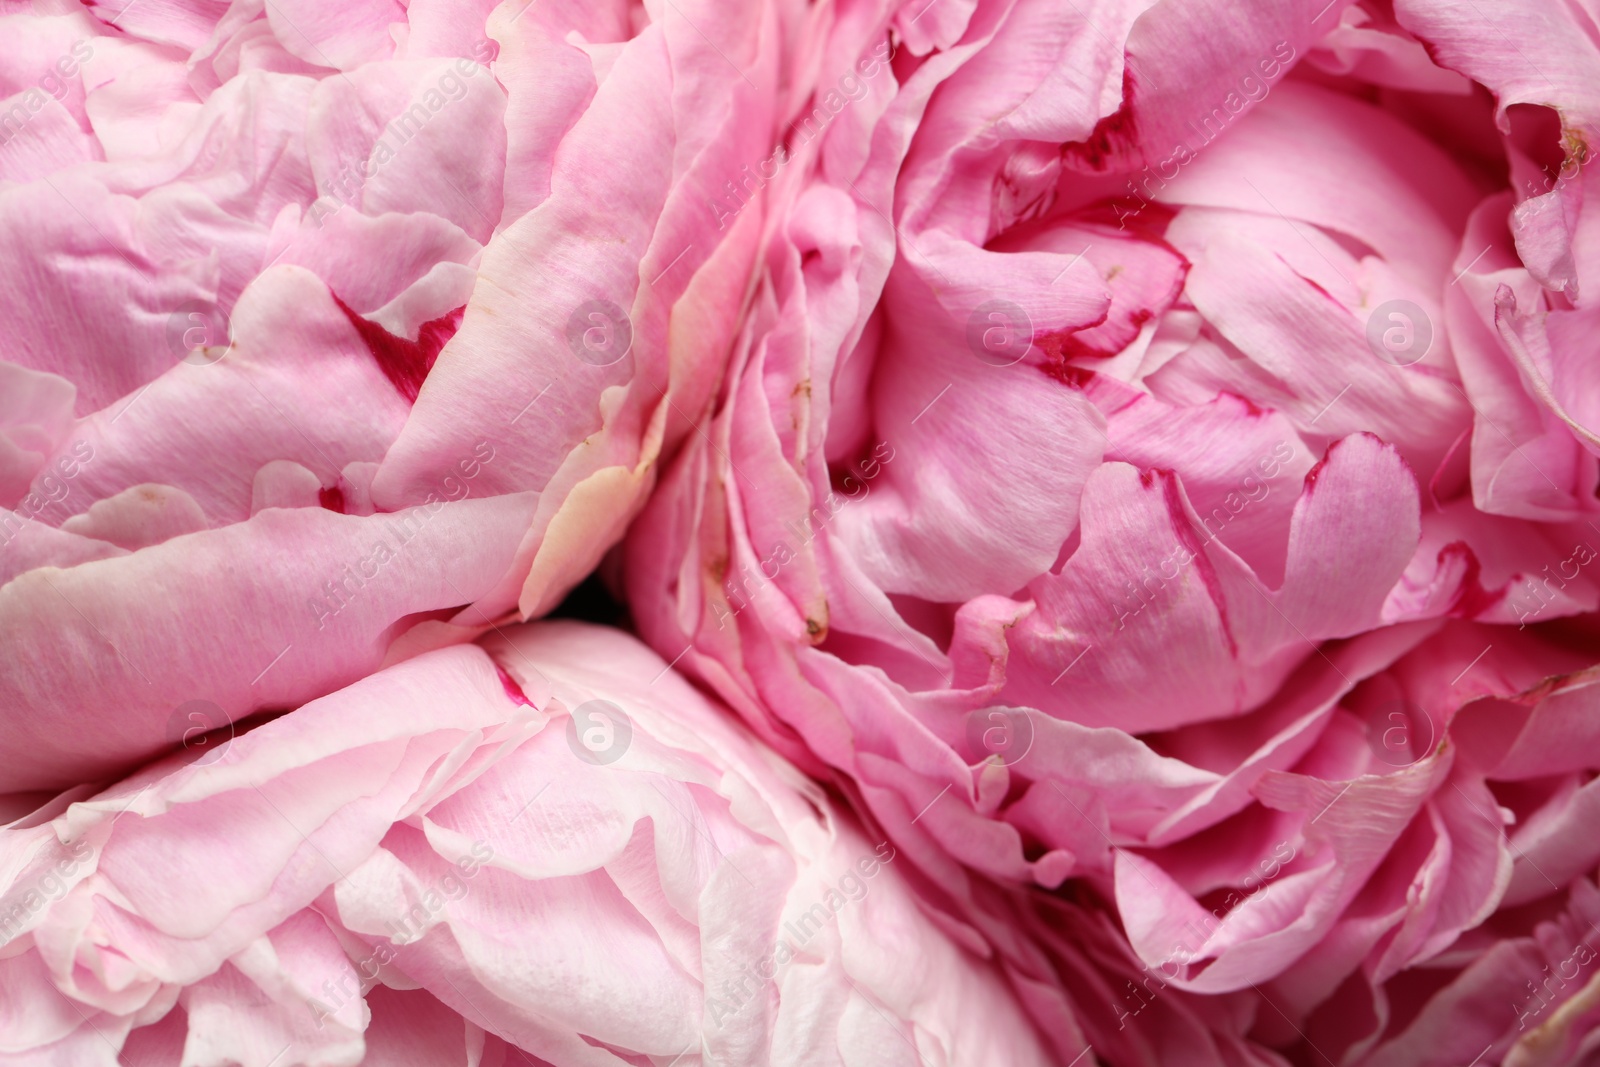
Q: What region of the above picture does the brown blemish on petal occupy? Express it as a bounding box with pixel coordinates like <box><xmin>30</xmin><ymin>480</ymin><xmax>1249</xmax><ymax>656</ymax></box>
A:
<box><xmin>1564</xmin><ymin>126</ymin><xmax>1590</xmax><ymax>169</ymax></box>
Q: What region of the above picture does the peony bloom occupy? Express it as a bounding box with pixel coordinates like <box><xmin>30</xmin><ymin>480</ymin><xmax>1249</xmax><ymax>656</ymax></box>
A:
<box><xmin>623</xmin><ymin>0</ymin><xmax>1600</xmax><ymax>1058</ymax></box>
<box><xmin>0</xmin><ymin>621</ymin><xmax>1054</xmax><ymax>1066</ymax></box>
<box><xmin>0</xmin><ymin>0</ymin><xmax>788</xmax><ymax>792</ymax></box>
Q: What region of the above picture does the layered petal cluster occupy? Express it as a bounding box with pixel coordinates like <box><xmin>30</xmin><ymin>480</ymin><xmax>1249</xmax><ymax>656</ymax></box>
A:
<box><xmin>1397</xmin><ymin>0</ymin><xmax>1600</xmax><ymax>520</ymax></box>
<box><xmin>622</xmin><ymin>0</ymin><xmax>1600</xmax><ymax>1059</ymax></box>
<box><xmin>0</xmin><ymin>622</ymin><xmax>1053</xmax><ymax>1066</ymax></box>
<box><xmin>1094</xmin><ymin>617</ymin><xmax>1600</xmax><ymax>1065</ymax></box>
<box><xmin>0</xmin><ymin>0</ymin><xmax>789</xmax><ymax>792</ymax></box>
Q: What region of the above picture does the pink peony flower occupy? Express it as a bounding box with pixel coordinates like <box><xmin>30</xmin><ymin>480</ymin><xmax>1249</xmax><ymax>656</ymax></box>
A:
<box><xmin>0</xmin><ymin>0</ymin><xmax>788</xmax><ymax>792</ymax></box>
<box><xmin>0</xmin><ymin>621</ymin><xmax>1055</xmax><ymax>1065</ymax></box>
<box><xmin>622</xmin><ymin>0</ymin><xmax>1600</xmax><ymax>1058</ymax></box>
